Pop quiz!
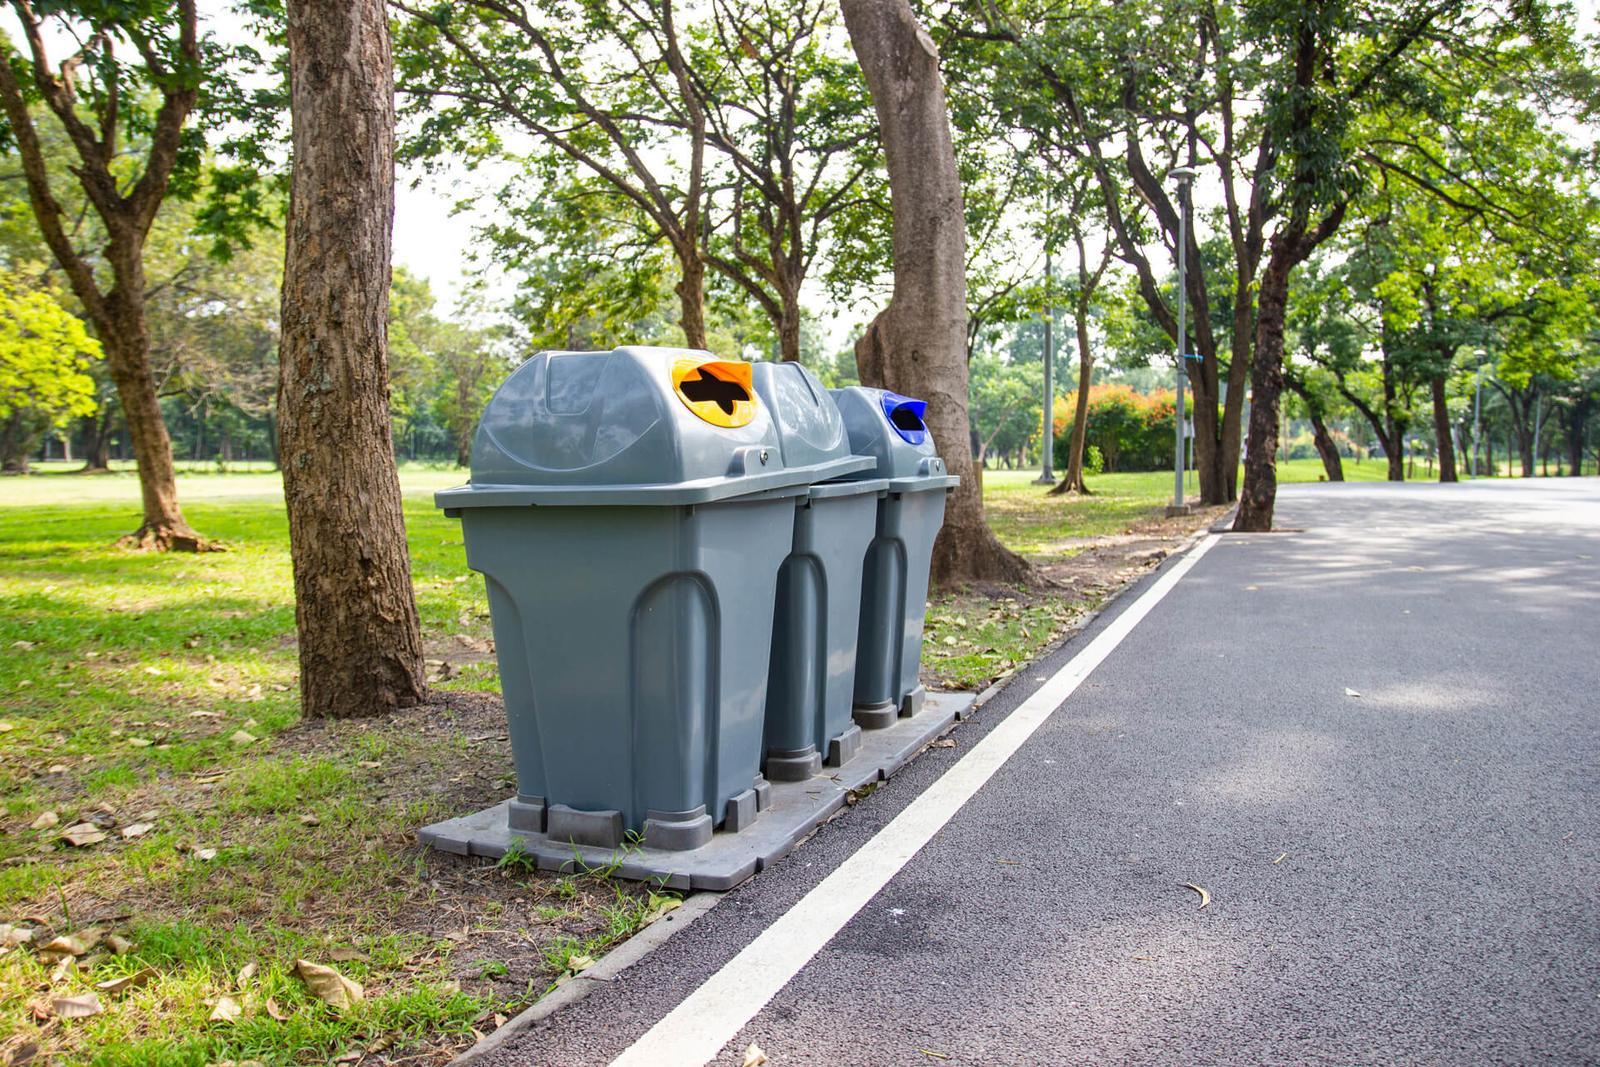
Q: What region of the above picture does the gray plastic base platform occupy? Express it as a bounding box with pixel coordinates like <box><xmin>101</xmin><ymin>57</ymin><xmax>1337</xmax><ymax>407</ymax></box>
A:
<box><xmin>418</xmin><ymin>690</ymin><xmax>976</xmax><ymax>892</ymax></box>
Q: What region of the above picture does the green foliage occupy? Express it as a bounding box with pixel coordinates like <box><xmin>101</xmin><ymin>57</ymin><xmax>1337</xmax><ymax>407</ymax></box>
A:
<box><xmin>1051</xmin><ymin>385</ymin><xmax>1178</xmax><ymax>473</ymax></box>
<box><xmin>0</xmin><ymin>274</ymin><xmax>101</xmax><ymax>428</ymax></box>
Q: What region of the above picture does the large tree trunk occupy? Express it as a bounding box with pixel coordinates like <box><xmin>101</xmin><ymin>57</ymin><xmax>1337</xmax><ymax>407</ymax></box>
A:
<box><xmin>675</xmin><ymin>249</ymin><xmax>708</xmax><ymax>349</ymax></box>
<box><xmin>279</xmin><ymin>0</ymin><xmax>427</xmax><ymax>719</ymax></box>
<box><xmin>1050</xmin><ymin>293</ymin><xmax>1094</xmax><ymax>496</ymax></box>
<box><xmin>1430</xmin><ymin>375</ymin><xmax>1457</xmax><ymax>483</ymax></box>
<box><xmin>779</xmin><ymin>280</ymin><xmax>802</xmax><ymax>362</ymax></box>
<box><xmin>1235</xmin><ymin>243</ymin><xmax>1296</xmax><ymax>531</ymax></box>
<box><xmin>841</xmin><ymin>0</ymin><xmax>1026</xmax><ymax>586</ymax></box>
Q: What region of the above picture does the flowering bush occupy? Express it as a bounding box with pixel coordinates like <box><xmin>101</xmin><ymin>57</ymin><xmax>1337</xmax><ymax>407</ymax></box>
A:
<box><xmin>1052</xmin><ymin>385</ymin><xmax>1180</xmax><ymax>472</ymax></box>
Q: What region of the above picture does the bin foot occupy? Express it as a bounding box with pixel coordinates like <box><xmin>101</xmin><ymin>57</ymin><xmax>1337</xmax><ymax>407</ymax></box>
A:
<box><xmin>900</xmin><ymin>685</ymin><xmax>926</xmax><ymax>718</ymax></box>
<box><xmin>853</xmin><ymin>699</ymin><xmax>898</xmax><ymax>730</ymax></box>
<box><xmin>507</xmin><ymin>794</ymin><xmax>547</xmax><ymax>834</ymax></box>
<box><xmin>753</xmin><ymin>775</ymin><xmax>773</xmax><ymax>811</ymax></box>
<box><xmin>826</xmin><ymin>725</ymin><xmax>862</xmax><ymax>768</ymax></box>
<box><xmin>643</xmin><ymin>807</ymin><xmax>713</xmax><ymax>851</ymax></box>
<box><xmin>765</xmin><ymin>746</ymin><xmax>822</xmax><ymax>782</ymax></box>
<box><xmin>546</xmin><ymin>805</ymin><xmax>624</xmax><ymax>849</ymax></box>
<box><xmin>724</xmin><ymin>789</ymin><xmax>760</xmax><ymax>832</ymax></box>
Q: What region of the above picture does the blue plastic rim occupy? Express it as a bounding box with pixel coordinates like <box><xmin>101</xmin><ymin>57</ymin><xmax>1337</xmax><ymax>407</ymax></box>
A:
<box><xmin>879</xmin><ymin>392</ymin><xmax>928</xmax><ymax>445</ymax></box>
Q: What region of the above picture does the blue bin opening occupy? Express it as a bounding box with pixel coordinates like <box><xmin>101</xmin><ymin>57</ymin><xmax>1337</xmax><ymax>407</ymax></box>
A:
<box><xmin>880</xmin><ymin>392</ymin><xmax>928</xmax><ymax>445</ymax></box>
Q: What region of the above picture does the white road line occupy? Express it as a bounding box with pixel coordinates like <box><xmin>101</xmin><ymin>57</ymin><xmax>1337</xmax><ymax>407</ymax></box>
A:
<box><xmin>611</xmin><ymin>533</ymin><xmax>1221</xmax><ymax>1067</ymax></box>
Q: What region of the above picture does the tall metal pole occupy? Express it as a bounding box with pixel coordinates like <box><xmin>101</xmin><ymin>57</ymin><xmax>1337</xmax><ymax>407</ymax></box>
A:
<box><xmin>1168</xmin><ymin>167</ymin><xmax>1196</xmax><ymax>515</ymax></box>
<box><xmin>1035</xmin><ymin>245</ymin><xmax>1056</xmax><ymax>484</ymax></box>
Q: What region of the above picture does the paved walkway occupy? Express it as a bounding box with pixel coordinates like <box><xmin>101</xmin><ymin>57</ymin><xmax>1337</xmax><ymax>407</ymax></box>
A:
<box><xmin>485</xmin><ymin>479</ymin><xmax>1600</xmax><ymax>1066</ymax></box>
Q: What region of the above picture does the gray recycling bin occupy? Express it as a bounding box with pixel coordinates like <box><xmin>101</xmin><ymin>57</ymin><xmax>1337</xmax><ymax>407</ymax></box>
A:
<box><xmin>749</xmin><ymin>363</ymin><xmax>884</xmax><ymax>781</ymax></box>
<box><xmin>830</xmin><ymin>388</ymin><xmax>960</xmax><ymax>729</ymax></box>
<box><xmin>437</xmin><ymin>347</ymin><xmax>859</xmax><ymax>852</ymax></box>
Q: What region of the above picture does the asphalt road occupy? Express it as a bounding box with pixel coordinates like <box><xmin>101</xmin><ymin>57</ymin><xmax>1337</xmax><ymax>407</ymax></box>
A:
<box><xmin>484</xmin><ymin>479</ymin><xmax>1600</xmax><ymax>1067</ymax></box>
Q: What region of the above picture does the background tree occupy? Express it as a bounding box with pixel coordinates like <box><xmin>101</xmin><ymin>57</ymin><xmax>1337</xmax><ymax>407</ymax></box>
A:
<box><xmin>0</xmin><ymin>0</ymin><xmax>267</xmax><ymax>548</ymax></box>
<box><xmin>278</xmin><ymin>0</ymin><xmax>426</xmax><ymax>718</ymax></box>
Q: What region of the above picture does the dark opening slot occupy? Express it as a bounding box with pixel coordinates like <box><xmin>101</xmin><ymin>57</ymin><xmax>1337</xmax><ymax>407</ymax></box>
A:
<box><xmin>889</xmin><ymin>405</ymin><xmax>925</xmax><ymax>433</ymax></box>
<box><xmin>680</xmin><ymin>370</ymin><xmax>750</xmax><ymax>416</ymax></box>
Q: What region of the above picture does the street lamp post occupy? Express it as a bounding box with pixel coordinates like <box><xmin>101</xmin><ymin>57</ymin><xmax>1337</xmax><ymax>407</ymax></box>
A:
<box><xmin>1035</xmin><ymin>245</ymin><xmax>1056</xmax><ymax>485</ymax></box>
<box><xmin>1167</xmin><ymin>166</ymin><xmax>1197</xmax><ymax>517</ymax></box>
<box><xmin>1472</xmin><ymin>354</ymin><xmax>1484</xmax><ymax>478</ymax></box>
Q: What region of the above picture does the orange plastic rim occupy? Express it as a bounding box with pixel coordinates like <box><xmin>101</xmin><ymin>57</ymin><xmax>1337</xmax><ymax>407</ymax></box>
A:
<box><xmin>670</xmin><ymin>359</ymin><xmax>757</xmax><ymax>428</ymax></box>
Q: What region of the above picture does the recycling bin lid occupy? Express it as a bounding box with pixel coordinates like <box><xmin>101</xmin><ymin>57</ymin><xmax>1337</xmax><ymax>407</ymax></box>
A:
<box><xmin>749</xmin><ymin>362</ymin><xmax>879</xmax><ymax>495</ymax></box>
<box><xmin>830</xmin><ymin>386</ymin><xmax>961</xmax><ymax>492</ymax></box>
<box><xmin>436</xmin><ymin>347</ymin><xmax>846</xmax><ymax>509</ymax></box>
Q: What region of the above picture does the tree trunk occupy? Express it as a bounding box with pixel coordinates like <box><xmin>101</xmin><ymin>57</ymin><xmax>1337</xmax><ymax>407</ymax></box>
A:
<box><xmin>1236</xmin><ymin>241</ymin><xmax>1296</xmax><ymax>531</ymax></box>
<box><xmin>779</xmin><ymin>280</ymin><xmax>802</xmax><ymax>362</ymax></box>
<box><xmin>2</xmin><ymin>412</ymin><xmax>37</xmax><ymax>474</ymax></box>
<box><xmin>675</xmin><ymin>249</ymin><xmax>709</xmax><ymax>349</ymax></box>
<box><xmin>1050</xmin><ymin>294</ymin><xmax>1094</xmax><ymax>496</ymax></box>
<box><xmin>100</xmin><ymin>297</ymin><xmax>209</xmax><ymax>550</ymax></box>
<box><xmin>1430</xmin><ymin>375</ymin><xmax>1457</xmax><ymax>483</ymax></box>
<box><xmin>841</xmin><ymin>0</ymin><xmax>1026</xmax><ymax>586</ymax></box>
<box><xmin>279</xmin><ymin>0</ymin><xmax>426</xmax><ymax>719</ymax></box>
<box><xmin>1286</xmin><ymin>378</ymin><xmax>1342</xmax><ymax>482</ymax></box>
<box><xmin>79</xmin><ymin>406</ymin><xmax>114</xmax><ymax>472</ymax></box>
<box><xmin>1565</xmin><ymin>395</ymin><xmax>1590</xmax><ymax>477</ymax></box>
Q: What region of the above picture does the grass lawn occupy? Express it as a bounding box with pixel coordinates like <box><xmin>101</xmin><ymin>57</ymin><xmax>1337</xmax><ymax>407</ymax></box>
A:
<box><xmin>0</xmin><ymin>452</ymin><xmax>1419</xmax><ymax>1063</ymax></box>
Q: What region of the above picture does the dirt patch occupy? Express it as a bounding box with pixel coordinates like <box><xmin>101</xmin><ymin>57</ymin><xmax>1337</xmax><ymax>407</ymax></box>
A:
<box><xmin>1037</xmin><ymin>504</ymin><xmax>1230</xmax><ymax>593</ymax></box>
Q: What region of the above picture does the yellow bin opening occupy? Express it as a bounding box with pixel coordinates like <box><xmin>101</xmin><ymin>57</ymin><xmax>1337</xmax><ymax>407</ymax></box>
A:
<box><xmin>672</xmin><ymin>359</ymin><xmax>757</xmax><ymax>428</ymax></box>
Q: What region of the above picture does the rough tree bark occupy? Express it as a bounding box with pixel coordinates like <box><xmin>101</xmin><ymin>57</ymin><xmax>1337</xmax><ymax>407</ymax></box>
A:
<box><xmin>278</xmin><ymin>0</ymin><xmax>427</xmax><ymax>718</ymax></box>
<box><xmin>1564</xmin><ymin>393</ymin><xmax>1591</xmax><ymax>477</ymax></box>
<box><xmin>1430</xmin><ymin>375</ymin><xmax>1457</xmax><ymax>483</ymax></box>
<box><xmin>0</xmin><ymin>0</ymin><xmax>207</xmax><ymax>548</ymax></box>
<box><xmin>840</xmin><ymin>0</ymin><xmax>1027</xmax><ymax>585</ymax></box>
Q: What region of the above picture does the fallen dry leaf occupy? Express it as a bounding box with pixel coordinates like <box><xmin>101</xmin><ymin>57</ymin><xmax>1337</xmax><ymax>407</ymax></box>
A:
<box><xmin>49</xmin><ymin>956</ymin><xmax>75</xmax><ymax>984</ymax></box>
<box><xmin>127</xmin><ymin>738</ymin><xmax>153</xmax><ymax>748</ymax></box>
<box><xmin>265</xmin><ymin>996</ymin><xmax>290</xmax><ymax>1021</ymax></box>
<box><xmin>327</xmin><ymin>948</ymin><xmax>368</xmax><ymax>963</ymax></box>
<box><xmin>95</xmin><ymin>967</ymin><xmax>156</xmax><ymax>995</ymax></box>
<box><xmin>918</xmin><ymin>1052</ymin><xmax>953</xmax><ymax>1062</ymax></box>
<box><xmin>294</xmin><ymin>959</ymin><xmax>364</xmax><ymax>1011</ymax></box>
<box><xmin>228</xmin><ymin>731</ymin><xmax>257</xmax><ymax>746</ymax></box>
<box><xmin>742</xmin><ymin>1043</ymin><xmax>767</xmax><ymax>1067</ymax></box>
<box><xmin>106</xmin><ymin>934</ymin><xmax>134</xmax><ymax>955</ymax></box>
<box><xmin>297</xmin><ymin>814</ymin><xmax>320</xmax><ymax>827</ymax></box>
<box><xmin>565</xmin><ymin>953</ymin><xmax>595</xmax><ymax>974</ymax></box>
<box><xmin>42</xmin><ymin>929</ymin><xmax>103</xmax><ymax>957</ymax></box>
<box><xmin>59</xmin><ymin>824</ymin><xmax>108</xmax><ymax>847</ymax></box>
<box><xmin>237</xmin><ymin>962</ymin><xmax>258</xmax><ymax>987</ymax></box>
<box><xmin>51</xmin><ymin>992</ymin><xmax>103</xmax><ymax>1019</ymax></box>
<box><xmin>0</xmin><ymin>924</ymin><xmax>33</xmax><ymax>948</ymax></box>
<box><xmin>1180</xmin><ymin>882</ymin><xmax>1211</xmax><ymax>909</ymax></box>
<box><xmin>121</xmin><ymin>823</ymin><xmax>155</xmax><ymax>840</ymax></box>
<box><xmin>931</xmin><ymin>738</ymin><xmax>957</xmax><ymax>748</ymax></box>
<box><xmin>210</xmin><ymin>995</ymin><xmax>243</xmax><ymax>1023</ymax></box>
<box><xmin>645</xmin><ymin>898</ymin><xmax>682</xmax><ymax>924</ymax></box>
<box><xmin>30</xmin><ymin>811</ymin><xmax>59</xmax><ymax>831</ymax></box>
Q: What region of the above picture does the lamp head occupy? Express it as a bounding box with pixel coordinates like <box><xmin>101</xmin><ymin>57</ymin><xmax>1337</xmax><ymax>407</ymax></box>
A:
<box><xmin>1169</xmin><ymin>166</ymin><xmax>1198</xmax><ymax>185</ymax></box>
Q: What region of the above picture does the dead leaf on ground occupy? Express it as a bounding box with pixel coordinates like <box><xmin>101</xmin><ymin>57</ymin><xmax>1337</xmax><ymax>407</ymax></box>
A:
<box><xmin>1180</xmin><ymin>882</ymin><xmax>1211</xmax><ymax>909</ymax></box>
<box><xmin>742</xmin><ymin>1043</ymin><xmax>767</xmax><ymax>1067</ymax></box>
<box><xmin>192</xmin><ymin>847</ymin><xmax>219</xmax><ymax>861</ymax></box>
<box><xmin>49</xmin><ymin>957</ymin><xmax>75</xmax><ymax>984</ymax></box>
<box><xmin>294</xmin><ymin>959</ymin><xmax>364</xmax><ymax>1011</ymax></box>
<box><xmin>265</xmin><ymin>996</ymin><xmax>290</xmax><ymax>1021</ymax></box>
<box><xmin>59</xmin><ymin>823</ymin><xmax>108</xmax><ymax>847</ymax></box>
<box><xmin>95</xmin><ymin>967</ymin><xmax>156</xmax><ymax>995</ymax></box>
<box><xmin>931</xmin><ymin>738</ymin><xmax>957</xmax><ymax>748</ymax></box>
<box><xmin>51</xmin><ymin>992</ymin><xmax>103</xmax><ymax>1019</ymax></box>
<box><xmin>237</xmin><ymin>962</ymin><xmax>258</xmax><ymax>987</ymax></box>
<box><xmin>29</xmin><ymin>811</ymin><xmax>58</xmax><ymax>831</ymax></box>
<box><xmin>297</xmin><ymin>814</ymin><xmax>320</xmax><ymax>827</ymax></box>
<box><xmin>565</xmin><ymin>953</ymin><xmax>595</xmax><ymax>974</ymax></box>
<box><xmin>106</xmin><ymin>934</ymin><xmax>134</xmax><ymax>955</ymax></box>
<box><xmin>228</xmin><ymin>730</ymin><xmax>257</xmax><ymax>746</ymax></box>
<box><xmin>0</xmin><ymin>925</ymin><xmax>33</xmax><ymax>948</ymax></box>
<box><xmin>42</xmin><ymin>929</ymin><xmax>103</xmax><ymax>957</ymax></box>
<box><xmin>121</xmin><ymin>823</ymin><xmax>155</xmax><ymax>839</ymax></box>
<box><xmin>210</xmin><ymin>995</ymin><xmax>243</xmax><ymax>1023</ymax></box>
<box><xmin>919</xmin><ymin>1052</ymin><xmax>953</xmax><ymax>1062</ymax></box>
<box><xmin>644</xmin><ymin>898</ymin><xmax>682</xmax><ymax>924</ymax></box>
<box><xmin>328</xmin><ymin>947</ymin><xmax>368</xmax><ymax>963</ymax></box>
